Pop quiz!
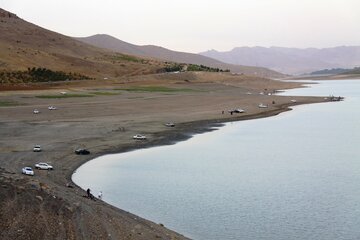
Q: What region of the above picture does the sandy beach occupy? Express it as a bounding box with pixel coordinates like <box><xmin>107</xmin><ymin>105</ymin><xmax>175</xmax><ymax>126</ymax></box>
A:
<box><xmin>0</xmin><ymin>72</ymin><xmax>328</xmax><ymax>239</ymax></box>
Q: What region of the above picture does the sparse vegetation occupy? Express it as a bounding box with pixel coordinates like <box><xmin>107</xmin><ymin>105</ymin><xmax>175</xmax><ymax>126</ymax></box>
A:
<box><xmin>0</xmin><ymin>67</ymin><xmax>91</xmax><ymax>84</ymax></box>
<box><xmin>0</xmin><ymin>100</ymin><xmax>20</xmax><ymax>107</ymax></box>
<box><xmin>116</xmin><ymin>86</ymin><xmax>196</xmax><ymax>93</ymax></box>
<box><xmin>163</xmin><ymin>64</ymin><xmax>183</xmax><ymax>72</ymax></box>
<box><xmin>36</xmin><ymin>94</ymin><xmax>94</xmax><ymax>99</ymax></box>
<box><xmin>187</xmin><ymin>64</ymin><xmax>230</xmax><ymax>72</ymax></box>
<box><xmin>161</xmin><ymin>63</ymin><xmax>230</xmax><ymax>73</ymax></box>
<box><xmin>108</xmin><ymin>54</ymin><xmax>148</xmax><ymax>64</ymax></box>
<box><xmin>90</xmin><ymin>91</ymin><xmax>120</xmax><ymax>96</ymax></box>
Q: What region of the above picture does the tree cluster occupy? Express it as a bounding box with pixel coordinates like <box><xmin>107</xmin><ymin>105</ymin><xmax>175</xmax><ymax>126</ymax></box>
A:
<box><xmin>187</xmin><ymin>64</ymin><xmax>230</xmax><ymax>72</ymax></box>
<box><xmin>163</xmin><ymin>64</ymin><xmax>183</xmax><ymax>72</ymax></box>
<box><xmin>0</xmin><ymin>67</ymin><xmax>90</xmax><ymax>84</ymax></box>
<box><xmin>161</xmin><ymin>63</ymin><xmax>230</xmax><ymax>73</ymax></box>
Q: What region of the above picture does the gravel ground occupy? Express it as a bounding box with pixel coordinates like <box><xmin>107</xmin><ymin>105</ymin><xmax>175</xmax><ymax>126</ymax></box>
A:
<box><xmin>0</xmin><ymin>74</ymin><xmax>327</xmax><ymax>240</ymax></box>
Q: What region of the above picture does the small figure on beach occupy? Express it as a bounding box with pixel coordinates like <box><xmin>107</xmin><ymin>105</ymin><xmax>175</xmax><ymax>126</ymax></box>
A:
<box><xmin>85</xmin><ymin>188</ymin><xmax>96</xmax><ymax>200</ymax></box>
<box><xmin>98</xmin><ymin>191</ymin><xmax>103</xmax><ymax>199</ymax></box>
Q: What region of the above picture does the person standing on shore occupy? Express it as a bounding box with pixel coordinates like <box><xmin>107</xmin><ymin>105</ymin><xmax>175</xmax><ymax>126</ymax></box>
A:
<box><xmin>87</xmin><ymin>188</ymin><xmax>91</xmax><ymax>198</ymax></box>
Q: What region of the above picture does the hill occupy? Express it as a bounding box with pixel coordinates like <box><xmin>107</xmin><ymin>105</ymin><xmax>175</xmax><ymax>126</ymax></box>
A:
<box><xmin>200</xmin><ymin>46</ymin><xmax>360</xmax><ymax>75</ymax></box>
<box><xmin>306</xmin><ymin>67</ymin><xmax>360</xmax><ymax>78</ymax></box>
<box><xmin>0</xmin><ymin>8</ymin><xmax>167</xmax><ymax>81</ymax></box>
<box><xmin>341</xmin><ymin>67</ymin><xmax>360</xmax><ymax>75</ymax></box>
<box><xmin>309</xmin><ymin>68</ymin><xmax>350</xmax><ymax>76</ymax></box>
<box><xmin>76</xmin><ymin>34</ymin><xmax>284</xmax><ymax>78</ymax></box>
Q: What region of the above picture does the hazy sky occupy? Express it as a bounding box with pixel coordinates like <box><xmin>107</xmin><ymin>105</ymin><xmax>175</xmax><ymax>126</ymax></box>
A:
<box><xmin>1</xmin><ymin>0</ymin><xmax>359</xmax><ymax>53</ymax></box>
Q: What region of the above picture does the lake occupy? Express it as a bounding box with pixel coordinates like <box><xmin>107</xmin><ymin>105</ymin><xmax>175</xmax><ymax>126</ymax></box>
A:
<box><xmin>73</xmin><ymin>79</ymin><xmax>360</xmax><ymax>240</ymax></box>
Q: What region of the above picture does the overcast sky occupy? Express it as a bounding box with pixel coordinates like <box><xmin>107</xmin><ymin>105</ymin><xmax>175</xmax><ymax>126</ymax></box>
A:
<box><xmin>1</xmin><ymin>0</ymin><xmax>359</xmax><ymax>53</ymax></box>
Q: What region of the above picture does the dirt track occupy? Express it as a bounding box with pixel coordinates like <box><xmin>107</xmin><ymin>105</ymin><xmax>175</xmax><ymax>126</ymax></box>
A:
<box><xmin>0</xmin><ymin>72</ymin><xmax>328</xmax><ymax>240</ymax></box>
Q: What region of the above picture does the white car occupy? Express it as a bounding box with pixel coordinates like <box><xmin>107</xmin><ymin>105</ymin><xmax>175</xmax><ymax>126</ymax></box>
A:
<box><xmin>258</xmin><ymin>103</ymin><xmax>268</xmax><ymax>108</ymax></box>
<box><xmin>33</xmin><ymin>145</ymin><xmax>41</xmax><ymax>152</ymax></box>
<box><xmin>35</xmin><ymin>162</ymin><xmax>53</xmax><ymax>170</ymax></box>
<box><xmin>22</xmin><ymin>167</ymin><xmax>34</xmax><ymax>176</ymax></box>
<box><xmin>234</xmin><ymin>108</ymin><xmax>245</xmax><ymax>113</ymax></box>
<box><xmin>48</xmin><ymin>106</ymin><xmax>57</xmax><ymax>110</ymax></box>
<box><xmin>165</xmin><ymin>122</ymin><xmax>175</xmax><ymax>127</ymax></box>
<box><xmin>33</xmin><ymin>109</ymin><xmax>40</xmax><ymax>114</ymax></box>
<box><xmin>228</xmin><ymin>108</ymin><xmax>245</xmax><ymax>114</ymax></box>
<box><xmin>133</xmin><ymin>134</ymin><xmax>147</xmax><ymax>140</ymax></box>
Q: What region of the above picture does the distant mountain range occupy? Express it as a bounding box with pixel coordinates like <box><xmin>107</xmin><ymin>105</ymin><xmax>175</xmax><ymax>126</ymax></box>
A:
<box><xmin>76</xmin><ymin>34</ymin><xmax>284</xmax><ymax>78</ymax></box>
<box><xmin>310</xmin><ymin>67</ymin><xmax>360</xmax><ymax>76</ymax></box>
<box><xmin>0</xmin><ymin>7</ymin><xmax>283</xmax><ymax>80</ymax></box>
<box><xmin>200</xmin><ymin>46</ymin><xmax>360</xmax><ymax>75</ymax></box>
<box><xmin>310</xmin><ymin>68</ymin><xmax>351</xmax><ymax>75</ymax></box>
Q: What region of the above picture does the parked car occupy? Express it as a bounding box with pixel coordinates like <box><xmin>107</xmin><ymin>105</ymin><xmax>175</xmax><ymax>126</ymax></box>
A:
<box><xmin>33</xmin><ymin>109</ymin><xmax>40</xmax><ymax>114</ymax></box>
<box><xmin>35</xmin><ymin>162</ymin><xmax>53</xmax><ymax>170</ymax></box>
<box><xmin>234</xmin><ymin>108</ymin><xmax>245</xmax><ymax>113</ymax></box>
<box><xmin>229</xmin><ymin>108</ymin><xmax>245</xmax><ymax>114</ymax></box>
<box><xmin>33</xmin><ymin>145</ymin><xmax>41</xmax><ymax>152</ymax></box>
<box><xmin>75</xmin><ymin>148</ymin><xmax>90</xmax><ymax>155</ymax></box>
<box><xmin>258</xmin><ymin>103</ymin><xmax>268</xmax><ymax>108</ymax></box>
<box><xmin>133</xmin><ymin>134</ymin><xmax>147</xmax><ymax>140</ymax></box>
<box><xmin>165</xmin><ymin>122</ymin><xmax>175</xmax><ymax>127</ymax></box>
<box><xmin>22</xmin><ymin>167</ymin><xmax>34</xmax><ymax>176</ymax></box>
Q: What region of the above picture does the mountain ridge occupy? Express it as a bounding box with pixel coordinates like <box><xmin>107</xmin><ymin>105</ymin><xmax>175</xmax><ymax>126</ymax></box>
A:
<box><xmin>200</xmin><ymin>46</ymin><xmax>360</xmax><ymax>75</ymax></box>
<box><xmin>76</xmin><ymin>34</ymin><xmax>284</xmax><ymax>78</ymax></box>
<box><xmin>0</xmin><ymin>8</ymin><xmax>168</xmax><ymax>79</ymax></box>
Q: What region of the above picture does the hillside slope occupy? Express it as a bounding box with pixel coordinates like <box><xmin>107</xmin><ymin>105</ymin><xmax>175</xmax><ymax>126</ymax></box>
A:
<box><xmin>0</xmin><ymin>8</ymin><xmax>165</xmax><ymax>79</ymax></box>
<box><xmin>76</xmin><ymin>34</ymin><xmax>284</xmax><ymax>78</ymax></box>
<box><xmin>200</xmin><ymin>46</ymin><xmax>360</xmax><ymax>75</ymax></box>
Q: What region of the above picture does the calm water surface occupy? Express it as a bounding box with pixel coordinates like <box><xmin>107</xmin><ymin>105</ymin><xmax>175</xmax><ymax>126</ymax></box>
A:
<box><xmin>73</xmin><ymin>80</ymin><xmax>360</xmax><ymax>240</ymax></box>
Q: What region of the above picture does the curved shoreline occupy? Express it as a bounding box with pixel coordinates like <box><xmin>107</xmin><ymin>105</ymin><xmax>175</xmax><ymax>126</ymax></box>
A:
<box><xmin>0</xmin><ymin>77</ymin><xmax>330</xmax><ymax>239</ymax></box>
<box><xmin>69</xmin><ymin>102</ymin><xmax>296</xmax><ymax>183</ymax></box>
<box><xmin>68</xmin><ymin>101</ymin><xmax>320</xmax><ymax>235</ymax></box>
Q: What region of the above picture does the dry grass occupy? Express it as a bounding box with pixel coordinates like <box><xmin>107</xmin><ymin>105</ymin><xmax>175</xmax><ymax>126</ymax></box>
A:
<box><xmin>0</xmin><ymin>14</ymin><xmax>166</xmax><ymax>79</ymax></box>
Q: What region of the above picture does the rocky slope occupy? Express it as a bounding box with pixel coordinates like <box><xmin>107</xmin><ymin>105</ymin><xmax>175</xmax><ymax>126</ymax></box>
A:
<box><xmin>0</xmin><ymin>8</ymin><xmax>165</xmax><ymax>79</ymax></box>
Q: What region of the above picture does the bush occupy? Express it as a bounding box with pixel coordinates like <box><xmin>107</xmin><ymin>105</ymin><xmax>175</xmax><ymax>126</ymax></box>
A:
<box><xmin>160</xmin><ymin>63</ymin><xmax>229</xmax><ymax>73</ymax></box>
<box><xmin>0</xmin><ymin>67</ymin><xmax>91</xmax><ymax>83</ymax></box>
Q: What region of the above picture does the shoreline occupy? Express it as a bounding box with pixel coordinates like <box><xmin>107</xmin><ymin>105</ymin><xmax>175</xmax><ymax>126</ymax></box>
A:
<box><xmin>70</xmin><ymin>101</ymin><xmax>299</xmax><ymax>181</ymax></box>
<box><xmin>0</xmin><ymin>74</ymin><xmax>330</xmax><ymax>239</ymax></box>
<box><xmin>284</xmin><ymin>74</ymin><xmax>360</xmax><ymax>81</ymax></box>
<box><xmin>68</xmin><ymin>101</ymin><xmax>322</xmax><ymax>231</ymax></box>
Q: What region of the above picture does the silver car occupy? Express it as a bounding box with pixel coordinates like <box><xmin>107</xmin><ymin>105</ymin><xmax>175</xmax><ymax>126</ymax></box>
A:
<box><xmin>33</xmin><ymin>145</ymin><xmax>41</xmax><ymax>152</ymax></box>
<box><xmin>35</xmin><ymin>162</ymin><xmax>53</xmax><ymax>170</ymax></box>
